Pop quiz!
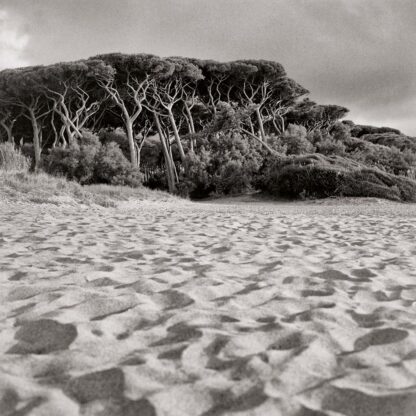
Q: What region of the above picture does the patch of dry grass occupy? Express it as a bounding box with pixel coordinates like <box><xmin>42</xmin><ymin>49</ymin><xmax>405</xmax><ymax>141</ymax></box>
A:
<box><xmin>0</xmin><ymin>170</ymin><xmax>178</xmax><ymax>207</ymax></box>
<box><xmin>0</xmin><ymin>143</ymin><xmax>30</xmax><ymax>172</ymax></box>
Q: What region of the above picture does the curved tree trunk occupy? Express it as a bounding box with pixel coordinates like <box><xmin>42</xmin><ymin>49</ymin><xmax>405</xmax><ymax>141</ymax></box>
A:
<box><xmin>154</xmin><ymin>113</ymin><xmax>176</xmax><ymax>193</ymax></box>
<box><xmin>0</xmin><ymin>121</ymin><xmax>14</xmax><ymax>143</ymax></box>
<box><xmin>255</xmin><ymin>107</ymin><xmax>266</xmax><ymax>142</ymax></box>
<box><xmin>184</xmin><ymin>103</ymin><xmax>196</xmax><ymax>152</ymax></box>
<box><xmin>167</xmin><ymin>109</ymin><xmax>186</xmax><ymax>162</ymax></box>
<box><xmin>29</xmin><ymin>108</ymin><xmax>41</xmax><ymax>171</ymax></box>
<box><xmin>125</xmin><ymin>119</ymin><xmax>137</xmax><ymax>166</ymax></box>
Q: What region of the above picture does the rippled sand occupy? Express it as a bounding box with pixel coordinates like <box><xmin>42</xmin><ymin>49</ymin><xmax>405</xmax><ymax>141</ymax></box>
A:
<box><xmin>1</xmin><ymin>198</ymin><xmax>416</xmax><ymax>416</ymax></box>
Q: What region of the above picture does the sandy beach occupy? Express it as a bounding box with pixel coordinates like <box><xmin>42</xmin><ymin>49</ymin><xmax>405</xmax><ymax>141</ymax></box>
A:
<box><xmin>1</xmin><ymin>198</ymin><xmax>416</xmax><ymax>416</ymax></box>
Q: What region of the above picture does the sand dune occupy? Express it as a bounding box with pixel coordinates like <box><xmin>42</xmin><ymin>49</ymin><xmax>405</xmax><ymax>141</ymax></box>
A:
<box><xmin>1</xmin><ymin>198</ymin><xmax>416</xmax><ymax>415</ymax></box>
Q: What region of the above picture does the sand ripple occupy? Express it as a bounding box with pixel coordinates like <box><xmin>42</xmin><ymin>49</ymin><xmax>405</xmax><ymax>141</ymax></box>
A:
<box><xmin>1</xmin><ymin>199</ymin><xmax>416</xmax><ymax>415</ymax></box>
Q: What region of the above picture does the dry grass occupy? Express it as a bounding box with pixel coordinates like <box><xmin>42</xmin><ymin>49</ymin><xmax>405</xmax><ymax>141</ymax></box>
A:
<box><xmin>0</xmin><ymin>170</ymin><xmax>178</xmax><ymax>207</ymax></box>
<box><xmin>0</xmin><ymin>143</ymin><xmax>30</xmax><ymax>172</ymax></box>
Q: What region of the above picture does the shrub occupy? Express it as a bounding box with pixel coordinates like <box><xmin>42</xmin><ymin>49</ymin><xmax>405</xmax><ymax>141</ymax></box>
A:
<box><xmin>259</xmin><ymin>154</ymin><xmax>416</xmax><ymax>202</ymax></box>
<box><xmin>98</xmin><ymin>127</ymin><xmax>130</xmax><ymax>160</ymax></box>
<box><xmin>279</xmin><ymin>124</ymin><xmax>314</xmax><ymax>155</ymax></box>
<box><xmin>46</xmin><ymin>131</ymin><xmax>142</xmax><ymax>187</ymax></box>
<box><xmin>94</xmin><ymin>142</ymin><xmax>142</xmax><ymax>187</ymax></box>
<box><xmin>330</xmin><ymin>121</ymin><xmax>351</xmax><ymax>142</ymax></box>
<box><xmin>316</xmin><ymin>138</ymin><xmax>346</xmax><ymax>156</ymax></box>
<box><xmin>47</xmin><ymin>134</ymin><xmax>103</xmax><ymax>184</ymax></box>
<box><xmin>350</xmin><ymin>124</ymin><xmax>402</xmax><ymax>138</ymax></box>
<box><xmin>179</xmin><ymin>131</ymin><xmax>264</xmax><ymax>198</ymax></box>
<box><xmin>213</xmin><ymin>160</ymin><xmax>253</xmax><ymax>195</ymax></box>
<box><xmin>0</xmin><ymin>142</ymin><xmax>30</xmax><ymax>171</ymax></box>
<box><xmin>361</xmin><ymin>133</ymin><xmax>416</xmax><ymax>153</ymax></box>
<box><xmin>46</xmin><ymin>145</ymin><xmax>81</xmax><ymax>180</ymax></box>
<box><xmin>344</xmin><ymin>137</ymin><xmax>415</xmax><ymax>176</ymax></box>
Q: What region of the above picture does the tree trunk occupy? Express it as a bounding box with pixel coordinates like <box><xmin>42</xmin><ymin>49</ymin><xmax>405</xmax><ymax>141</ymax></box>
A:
<box><xmin>184</xmin><ymin>103</ymin><xmax>195</xmax><ymax>152</ymax></box>
<box><xmin>272</xmin><ymin>119</ymin><xmax>281</xmax><ymax>135</ymax></box>
<box><xmin>167</xmin><ymin>109</ymin><xmax>186</xmax><ymax>162</ymax></box>
<box><xmin>29</xmin><ymin>108</ymin><xmax>41</xmax><ymax>171</ymax></box>
<box><xmin>170</xmin><ymin>146</ymin><xmax>179</xmax><ymax>182</ymax></box>
<box><xmin>248</xmin><ymin>119</ymin><xmax>255</xmax><ymax>136</ymax></box>
<box><xmin>125</xmin><ymin>119</ymin><xmax>137</xmax><ymax>166</ymax></box>
<box><xmin>64</xmin><ymin>122</ymin><xmax>76</xmax><ymax>146</ymax></box>
<box><xmin>154</xmin><ymin>113</ymin><xmax>176</xmax><ymax>193</ymax></box>
<box><xmin>0</xmin><ymin>122</ymin><xmax>14</xmax><ymax>143</ymax></box>
<box><xmin>255</xmin><ymin>107</ymin><xmax>266</xmax><ymax>142</ymax></box>
<box><xmin>134</xmin><ymin>142</ymin><xmax>141</xmax><ymax>169</ymax></box>
<box><xmin>279</xmin><ymin>115</ymin><xmax>285</xmax><ymax>133</ymax></box>
<box><xmin>60</xmin><ymin>125</ymin><xmax>68</xmax><ymax>148</ymax></box>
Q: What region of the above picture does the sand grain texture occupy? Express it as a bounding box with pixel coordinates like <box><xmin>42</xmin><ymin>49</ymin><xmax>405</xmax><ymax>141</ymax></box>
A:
<box><xmin>1</xmin><ymin>198</ymin><xmax>416</xmax><ymax>415</ymax></box>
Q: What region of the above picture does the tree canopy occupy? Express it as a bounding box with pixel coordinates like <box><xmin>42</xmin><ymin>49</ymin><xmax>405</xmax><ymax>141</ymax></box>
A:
<box><xmin>1</xmin><ymin>52</ymin><xmax>414</xmax><ymax>199</ymax></box>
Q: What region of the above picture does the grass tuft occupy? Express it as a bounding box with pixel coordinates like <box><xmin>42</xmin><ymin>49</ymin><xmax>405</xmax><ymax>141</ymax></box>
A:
<box><xmin>0</xmin><ymin>142</ymin><xmax>30</xmax><ymax>172</ymax></box>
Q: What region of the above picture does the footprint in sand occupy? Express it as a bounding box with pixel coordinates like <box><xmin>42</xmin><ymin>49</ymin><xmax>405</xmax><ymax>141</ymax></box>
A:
<box><xmin>301</xmin><ymin>288</ymin><xmax>335</xmax><ymax>297</ymax></box>
<box><xmin>65</xmin><ymin>367</ymin><xmax>124</xmax><ymax>404</ymax></box>
<box><xmin>157</xmin><ymin>290</ymin><xmax>194</xmax><ymax>309</ymax></box>
<box><xmin>152</xmin><ymin>322</ymin><xmax>203</xmax><ymax>346</ymax></box>
<box><xmin>7</xmin><ymin>319</ymin><xmax>77</xmax><ymax>354</ymax></box>
<box><xmin>7</xmin><ymin>286</ymin><xmax>46</xmax><ymax>301</ymax></box>
<box><xmin>8</xmin><ymin>271</ymin><xmax>27</xmax><ymax>281</ymax></box>
<box><xmin>202</xmin><ymin>385</ymin><xmax>268</xmax><ymax>416</ymax></box>
<box><xmin>314</xmin><ymin>269</ymin><xmax>355</xmax><ymax>281</ymax></box>
<box><xmin>349</xmin><ymin>310</ymin><xmax>385</xmax><ymax>328</ymax></box>
<box><xmin>0</xmin><ymin>389</ymin><xmax>46</xmax><ymax>416</ymax></box>
<box><xmin>269</xmin><ymin>331</ymin><xmax>306</xmax><ymax>351</ymax></box>
<box><xmin>322</xmin><ymin>385</ymin><xmax>416</xmax><ymax>416</ymax></box>
<box><xmin>352</xmin><ymin>328</ymin><xmax>409</xmax><ymax>352</ymax></box>
<box><xmin>351</xmin><ymin>268</ymin><xmax>377</xmax><ymax>279</ymax></box>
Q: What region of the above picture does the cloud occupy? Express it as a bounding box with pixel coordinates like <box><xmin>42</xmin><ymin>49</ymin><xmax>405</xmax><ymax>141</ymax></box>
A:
<box><xmin>0</xmin><ymin>9</ymin><xmax>29</xmax><ymax>69</ymax></box>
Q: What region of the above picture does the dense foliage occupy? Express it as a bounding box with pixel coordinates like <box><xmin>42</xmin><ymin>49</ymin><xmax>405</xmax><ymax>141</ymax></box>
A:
<box><xmin>1</xmin><ymin>53</ymin><xmax>415</xmax><ymax>201</ymax></box>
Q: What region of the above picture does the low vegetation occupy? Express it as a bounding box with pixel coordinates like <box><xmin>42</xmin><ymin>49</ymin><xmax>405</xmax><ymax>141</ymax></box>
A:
<box><xmin>0</xmin><ymin>143</ymin><xmax>175</xmax><ymax>206</ymax></box>
<box><xmin>258</xmin><ymin>154</ymin><xmax>416</xmax><ymax>202</ymax></box>
<box><xmin>1</xmin><ymin>53</ymin><xmax>415</xmax><ymax>202</ymax></box>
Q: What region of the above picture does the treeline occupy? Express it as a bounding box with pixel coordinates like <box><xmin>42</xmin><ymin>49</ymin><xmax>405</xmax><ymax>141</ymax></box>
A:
<box><xmin>1</xmin><ymin>53</ymin><xmax>416</xmax><ymax>200</ymax></box>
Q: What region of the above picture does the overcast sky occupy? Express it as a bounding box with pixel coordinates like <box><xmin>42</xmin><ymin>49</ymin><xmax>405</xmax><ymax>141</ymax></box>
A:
<box><xmin>0</xmin><ymin>0</ymin><xmax>415</xmax><ymax>135</ymax></box>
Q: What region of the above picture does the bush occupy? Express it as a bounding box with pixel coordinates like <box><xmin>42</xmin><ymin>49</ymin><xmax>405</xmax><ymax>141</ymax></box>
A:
<box><xmin>46</xmin><ymin>145</ymin><xmax>81</xmax><ymax>180</ymax></box>
<box><xmin>98</xmin><ymin>127</ymin><xmax>131</xmax><ymax>160</ymax></box>
<box><xmin>360</xmin><ymin>133</ymin><xmax>416</xmax><ymax>153</ymax></box>
<box><xmin>213</xmin><ymin>160</ymin><xmax>253</xmax><ymax>195</ymax></box>
<box><xmin>279</xmin><ymin>124</ymin><xmax>315</xmax><ymax>155</ymax></box>
<box><xmin>0</xmin><ymin>142</ymin><xmax>30</xmax><ymax>171</ymax></box>
<box><xmin>350</xmin><ymin>124</ymin><xmax>402</xmax><ymax>138</ymax></box>
<box><xmin>46</xmin><ymin>134</ymin><xmax>101</xmax><ymax>184</ymax></box>
<box><xmin>179</xmin><ymin>131</ymin><xmax>264</xmax><ymax>198</ymax></box>
<box><xmin>259</xmin><ymin>154</ymin><xmax>416</xmax><ymax>202</ymax></box>
<box><xmin>46</xmin><ymin>131</ymin><xmax>142</xmax><ymax>187</ymax></box>
<box><xmin>316</xmin><ymin>138</ymin><xmax>346</xmax><ymax>156</ymax></box>
<box><xmin>344</xmin><ymin>137</ymin><xmax>416</xmax><ymax>176</ymax></box>
<box><xmin>94</xmin><ymin>142</ymin><xmax>142</xmax><ymax>187</ymax></box>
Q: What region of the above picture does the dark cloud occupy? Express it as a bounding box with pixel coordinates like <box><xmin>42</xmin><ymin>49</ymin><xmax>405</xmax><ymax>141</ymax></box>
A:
<box><xmin>2</xmin><ymin>0</ymin><xmax>415</xmax><ymax>134</ymax></box>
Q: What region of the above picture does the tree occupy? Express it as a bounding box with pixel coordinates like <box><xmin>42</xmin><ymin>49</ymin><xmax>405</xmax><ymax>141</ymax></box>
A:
<box><xmin>153</xmin><ymin>112</ymin><xmax>176</xmax><ymax>193</ymax></box>
<box><xmin>143</xmin><ymin>57</ymin><xmax>203</xmax><ymax>162</ymax></box>
<box><xmin>45</xmin><ymin>60</ymin><xmax>113</xmax><ymax>147</ymax></box>
<box><xmin>0</xmin><ymin>66</ymin><xmax>53</xmax><ymax>170</ymax></box>
<box><xmin>93</xmin><ymin>53</ymin><xmax>158</xmax><ymax>166</ymax></box>
<box><xmin>0</xmin><ymin>106</ymin><xmax>21</xmax><ymax>143</ymax></box>
<box><xmin>287</xmin><ymin>99</ymin><xmax>349</xmax><ymax>133</ymax></box>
